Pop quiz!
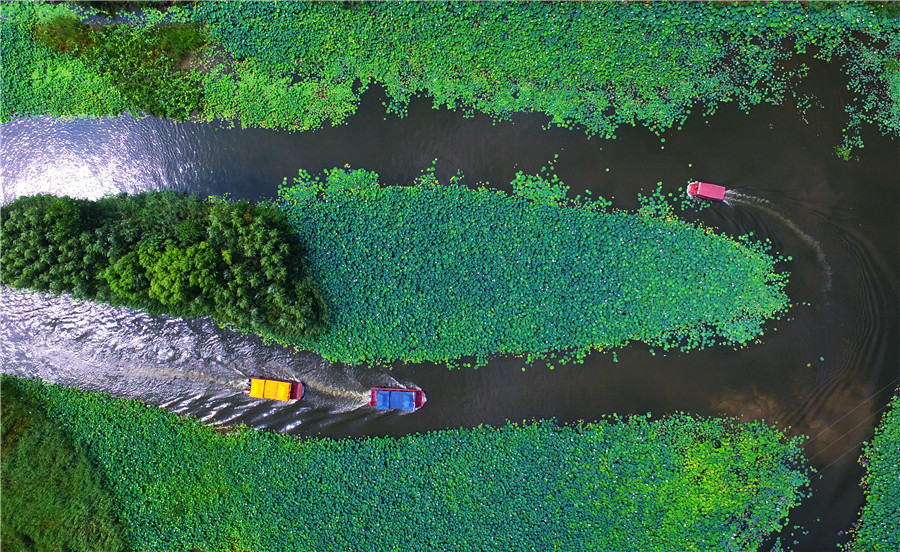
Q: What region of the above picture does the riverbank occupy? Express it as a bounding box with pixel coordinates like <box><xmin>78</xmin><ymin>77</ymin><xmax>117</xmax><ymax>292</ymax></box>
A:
<box><xmin>0</xmin><ymin>375</ymin><xmax>811</xmax><ymax>552</ymax></box>
<box><xmin>844</xmin><ymin>389</ymin><xmax>900</xmax><ymax>551</ymax></box>
<box><xmin>2</xmin><ymin>2</ymin><xmax>897</xmax><ymax>155</ymax></box>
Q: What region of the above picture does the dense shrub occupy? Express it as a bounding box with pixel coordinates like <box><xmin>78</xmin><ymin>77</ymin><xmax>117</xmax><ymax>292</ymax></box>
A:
<box><xmin>87</xmin><ymin>22</ymin><xmax>207</xmax><ymax>120</ymax></box>
<box><xmin>73</xmin><ymin>1</ymin><xmax>196</xmax><ymax>18</ymax></box>
<box><xmin>277</xmin><ymin>167</ymin><xmax>790</xmax><ymax>366</ymax></box>
<box><xmin>32</xmin><ymin>13</ymin><xmax>94</xmax><ymax>54</ymax></box>
<box><xmin>0</xmin><ymin>2</ymin><xmax>127</xmax><ymax>120</ymax></box>
<box><xmin>845</xmin><ymin>390</ymin><xmax>900</xmax><ymax>551</ymax></box>
<box><xmin>0</xmin><ymin>375</ymin><xmax>129</xmax><ymax>552</ymax></box>
<box><xmin>13</xmin><ymin>376</ymin><xmax>810</xmax><ymax>552</ymax></box>
<box><xmin>0</xmin><ymin>191</ymin><xmax>328</xmax><ymax>340</ymax></box>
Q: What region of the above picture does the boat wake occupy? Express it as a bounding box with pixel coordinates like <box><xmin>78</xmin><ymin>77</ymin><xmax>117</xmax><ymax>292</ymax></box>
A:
<box><xmin>723</xmin><ymin>190</ymin><xmax>832</xmax><ymax>292</ymax></box>
<box><xmin>303</xmin><ymin>377</ymin><xmax>371</xmax><ymax>403</ymax></box>
<box><xmin>713</xmin><ymin>188</ymin><xmax>897</xmax><ymax>469</ymax></box>
<box><xmin>0</xmin><ymin>287</ymin><xmax>422</xmax><ymax>433</ymax></box>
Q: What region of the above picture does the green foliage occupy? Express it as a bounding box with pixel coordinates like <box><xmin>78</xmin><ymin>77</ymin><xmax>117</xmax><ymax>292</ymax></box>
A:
<box><xmin>202</xmin><ymin>197</ymin><xmax>330</xmax><ymax>339</ymax></box>
<box><xmin>277</xmin><ymin>167</ymin><xmax>789</xmax><ymax>366</ymax></box>
<box><xmin>0</xmin><ymin>191</ymin><xmax>328</xmax><ymax>340</ymax></box>
<box><xmin>1</xmin><ymin>2</ymin><xmax>206</xmax><ymax>121</ymax></box>
<box><xmin>33</xmin><ymin>13</ymin><xmax>94</xmax><ymax>54</ymax></box>
<box><xmin>104</xmin><ymin>251</ymin><xmax>151</xmax><ymax>305</ymax></box>
<box><xmin>510</xmin><ymin>171</ymin><xmax>571</xmax><ymax>207</ymax></box>
<box><xmin>190</xmin><ymin>0</ymin><xmax>899</xmax><ymax>150</ymax></box>
<box><xmin>0</xmin><ymin>2</ymin><xmax>127</xmax><ymax>121</ymax></box>
<box><xmin>4</xmin><ymin>2</ymin><xmax>898</xmax><ymax>150</ymax></box>
<box><xmin>142</xmin><ymin>241</ymin><xmax>219</xmax><ymax>316</ymax></box>
<box><xmin>73</xmin><ymin>1</ymin><xmax>197</xmax><ymax>18</ymax></box>
<box><xmin>78</xmin><ymin>22</ymin><xmax>207</xmax><ymax>120</ymax></box>
<box><xmin>153</xmin><ymin>23</ymin><xmax>206</xmax><ymax>60</ymax></box>
<box><xmin>14</xmin><ymin>376</ymin><xmax>810</xmax><ymax>552</ymax></box>
<box><xmin>0</xmin><ymin>375</ymin><xmax>129</xmax><ymax>552</ymax></box>
<box><xmin>837</xmin><ymin>39</ymin><xmax>900</xmax><ymax>156</ymax></box>
<box><xmin>0</xmin><ymin>194</ymin><xmax>103</xmax><ymax>296</ymax></box>
<box><xmin>845</xmin><ymin>390</ymin><xmax>900</xmax><ymax>551</ymax></box>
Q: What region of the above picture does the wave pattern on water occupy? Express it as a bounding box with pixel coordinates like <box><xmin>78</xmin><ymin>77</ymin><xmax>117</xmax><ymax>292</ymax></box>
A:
<box><xmin>724</xmin><ymin>189</ymin><xmax>833</xmax><ymax>293</ymax></box>
<box><xmin>0</xmin><ymin>288</ymin><xmax>416</xmax><ymax>434</ymax></box>
<box><xmin>0</xmin><ymin>115</ymin><xmax>252</xmax><ymax>204</ymax></box>
<box><xmin>711</xmin><ymin>188</ymin><xmax>896</xmax><ymax>469</ymax></box>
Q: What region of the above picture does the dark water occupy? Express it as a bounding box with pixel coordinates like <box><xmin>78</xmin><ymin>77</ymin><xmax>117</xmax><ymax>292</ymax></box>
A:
<box><xmin>1</xmin><ymin>58</ymin><xmax>898</xmax><ymax>549</ymax></box>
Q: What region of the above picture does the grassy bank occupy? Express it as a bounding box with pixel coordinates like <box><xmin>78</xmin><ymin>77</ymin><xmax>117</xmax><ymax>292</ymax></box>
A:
<box><xmin>2</xmin><ymin>2</ymin><xmax>898</xmax><ymax>155</ymax></box>
<box><xmin>4</xmin><ymin>375</ymin><xmax>810</xmax><ymax>552</ymax></box>
<box><xmin>844</xmin><ymin>389</ymin><xmax>900</xmax><ymax>551</ymax></box>
<box><xmin>1</xmin><ymin>376</ymin><xmax>129</xmax><ymax>552</ymax></box>
<box><xmin>278</xmin><ymin>167</ymin><xmax>790</xmax><ymax>366</ymax></box>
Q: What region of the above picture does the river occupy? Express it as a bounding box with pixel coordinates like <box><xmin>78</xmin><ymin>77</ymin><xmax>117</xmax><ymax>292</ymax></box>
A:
<box><xmin>1</xmin><ymin>57</ymin><xmax>897</xmax><ymax>550</ymax></box>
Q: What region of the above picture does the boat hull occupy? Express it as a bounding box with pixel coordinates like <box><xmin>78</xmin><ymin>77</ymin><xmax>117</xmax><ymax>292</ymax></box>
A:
<box><xmin>245</xmin><ymin>377</ymin><xmax>304</xmax><ymax>401</ymax></box>
<box><xmin>687</xmin><ymin>181</ymin><xmax>726</xmax><ymax>201</ymax></box>
<box><xmin>369</xmin><ymin>388</ymin><xmax>426</xmax><ymax>411</ymax></box>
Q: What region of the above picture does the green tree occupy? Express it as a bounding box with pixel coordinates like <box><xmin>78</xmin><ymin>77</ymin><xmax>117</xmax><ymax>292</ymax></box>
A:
<box><xmin>1</xmin><ymin>191</ymin><xmax>327</xmax><ymax>340</ymax></box>
<box><xmin>143</xmin><ymin>242</ymin><xmax>221</xmax><ymax>317</ymax></box>
<box><xmin>104</xmin><ymin>251</ymin><xmax>151</xmax><ymax>305</ymax></box>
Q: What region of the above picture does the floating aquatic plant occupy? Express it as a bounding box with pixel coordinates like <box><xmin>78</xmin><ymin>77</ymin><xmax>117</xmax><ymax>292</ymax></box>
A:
<box><xmin>277</xmin><ymin>167</ymin><xmax>790</xmax><ymax>367</ymax></box>
<box><xmin>2</xmin><ymin>2</ymin><xmax>898</xmax><ymax>154</ymax></box>
<box><xmin>844</xmin><ymin>389</ymin><xmax>900</xmax><ymax>551</ymax></box>
<box><xmin>9</xmin><ymin>375</ymin><xmax>811</xmax><ymax>552</ymax></box>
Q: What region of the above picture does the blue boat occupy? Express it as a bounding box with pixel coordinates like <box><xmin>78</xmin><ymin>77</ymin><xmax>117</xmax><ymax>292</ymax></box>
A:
<box><xmin>369</xmin><ymin>388</ymin><xmax>426</xmax><ymax>411</ymax></box>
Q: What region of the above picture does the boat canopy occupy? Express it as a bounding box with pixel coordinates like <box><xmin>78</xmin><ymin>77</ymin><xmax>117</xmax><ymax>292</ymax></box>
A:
<box><xmin>687</xmin><ymin>181</ymin><xmax>726</xmax><ymax>201</ymax></box>
<box><xmin>249</xmin><ymin>378</ymin><xmax>293</xmax><ymax>401</ymax></box>
<box><xmin>375</xmin><ymin>389</ymin><xmax>417</xmax><ymax>411</ymax></box>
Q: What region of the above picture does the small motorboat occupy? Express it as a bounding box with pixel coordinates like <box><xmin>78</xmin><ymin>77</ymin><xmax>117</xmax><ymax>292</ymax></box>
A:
<box><xmin>686</xmin><ymin>181</ymin><xmax>726</xmax><ymax>201</ymax></box>
<box><xmin>245</xmin><ymin>377</ymin><xmax>304</xmax><ymax>402</ymax></box>
<box><xmin>369</xmin><ymin>388</ymin><xmax>426</xmax><ymax>411</ymax></box>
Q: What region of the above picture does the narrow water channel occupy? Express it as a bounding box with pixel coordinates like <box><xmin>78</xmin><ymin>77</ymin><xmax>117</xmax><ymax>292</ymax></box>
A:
<box><xmin>1</xmin><ymin>58</ymin><xmax>897</xmax><ymax>550</ymax></box>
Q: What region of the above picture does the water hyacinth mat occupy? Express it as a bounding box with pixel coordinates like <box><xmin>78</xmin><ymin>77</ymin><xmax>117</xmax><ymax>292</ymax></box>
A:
<box><xmin>12</xmin><ymin>376</ymin><xmax>810</xmax><ymax>552</ymax></box>
<box><xmin>275</xmin><ymin>167</ymin><xmax>790</xmax><ymax>367</ymax></box>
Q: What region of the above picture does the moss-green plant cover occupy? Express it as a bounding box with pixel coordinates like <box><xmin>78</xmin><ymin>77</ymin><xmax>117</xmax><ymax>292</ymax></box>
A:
<box><xmin>7</xmin><ymin>375</ymin><xmax>810</xmax><ymax>552</ymax></box>
<box><xmin>277</xmin><ymin>167</ymin><xmax>789</xmax><ymax>367</ymax></box>
<box><xmin>844</xmin><ymin>390</ymin><xmax>900</xmax><ymax>551</ymax></box>
<box><xmin>1</xmin><ymin>376</ymin><xmax>130</xmax><ymax>552</ymax></box>
<box><xmin>2</xmin><ymin>2</ymin><xmax>897</xmax><ymax>153</ymax></box>
<box><xmin>1</xmin><ymin>2</ymin><xmax>208</xmax><ymax>120</ymax></box>
<box><xmin>0</xmin><ymin>2</ymin><xmax>128</xmax><ymax>119</ymax></box>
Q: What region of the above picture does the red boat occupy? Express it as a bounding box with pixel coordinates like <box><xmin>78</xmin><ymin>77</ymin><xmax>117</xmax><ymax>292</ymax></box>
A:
<box><xmin>686</xmin><ymin>181</ymin><xmax>726</xmax><ymax>201</ymax></box>
<box><xmin>369</xmin><ymin>388</ymin><xmax>426</xmax><ymax>411</ymax></box>
<box><xmin>245</xmin><ymin>377</ymin><xmax>304</xmax><ymax>402</ymax></box>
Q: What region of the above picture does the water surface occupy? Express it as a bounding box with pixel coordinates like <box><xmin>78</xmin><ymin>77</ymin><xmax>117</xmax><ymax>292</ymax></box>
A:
<box><xmin>1</xmin><ymin>58</ymin><xmax>898</xmax><ymax>550</ymax></box>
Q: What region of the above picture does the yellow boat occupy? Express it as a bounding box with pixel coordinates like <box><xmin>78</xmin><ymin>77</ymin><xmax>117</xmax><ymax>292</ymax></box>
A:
<box><xmin>245</xmin><ymin>377</ymin><xmax>304</xmax><ymax>402</ymax></box>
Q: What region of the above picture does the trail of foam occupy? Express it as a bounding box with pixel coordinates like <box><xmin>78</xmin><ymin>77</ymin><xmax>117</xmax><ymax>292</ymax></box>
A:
<box><xmin>724</xmin><ymin>190</ymin><xmax>833</xmax><ymax>292</ymax></box>
<box><xmin>711</xmin><ymin>189</ymin><xmax>896</xmax><ymax>468</ymax></box>
<box><xmin>0</xmin><ymin>288</ymin><xmax>390</xmax><ymax>431</ymax></box>
<box><xmin>303</xmin><ymin>377</ymin><xmax>371</xmax><ymax>403</ymax></box>
<box><xmin>789</xmin><ymin>218</ymin><xmax>894</xmax><ymax>431</ymax></box>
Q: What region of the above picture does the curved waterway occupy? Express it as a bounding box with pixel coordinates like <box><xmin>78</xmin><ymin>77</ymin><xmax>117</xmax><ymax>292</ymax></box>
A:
<box><xmin>1</xmin><ymin>59</ymin><xmax>898</xmax><ymax>549</ymax></box>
